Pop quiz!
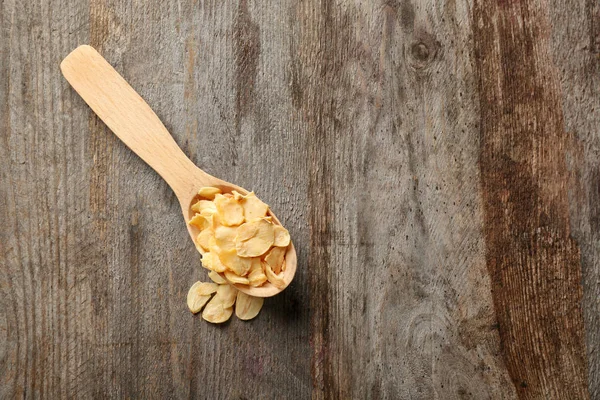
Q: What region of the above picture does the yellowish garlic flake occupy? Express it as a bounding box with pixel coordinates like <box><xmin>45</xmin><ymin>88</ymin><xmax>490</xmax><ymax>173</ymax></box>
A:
<box><xmin>201</xmin><ymin>252</ymin><xmax>227</xmax><ymax>273</ymax></box>
<box><xmin>235</xmin><ymin>292</ymin><xmax>264</xmax><ymax>320</ymax></box>
<box><xmin>208</xmin><ymin>271</ymin><xmax>228</xmax><ymax>284</ymax></box>
<box><xmin>187</xmin><ymin>281</ymin><xmax>218</xmax><ymax>314</ymax></box>
<box><xmin>202</xmin><ymin>299</ymin><xmax>233</xmax><ymax>323</ymax></box>
<box><xmin>214</xmin><ymin>225</ymin><xmax>238</xmax><ymax>251</ymax></box>
<box><xmin>248</xmin><ymin>271</ymin><xmax>267</xmax><ymax>287</ymax></box>
<box><xmin>273</xmin><ymin>225</ymin><xmax>291</xmax><ymax>247</ymax></box>
<box><xmin>236</xmin><ymin>222</ymin><xmax>258</xmax><ymax>241</ymax></box>
<box><xmin>240</xmin><ymin>192</ymin><xmax>269</xmax><ymax>221</ymax></box>
<box><xmin>264</xmin><ymin>246</ymin><xmax>286</xmax><ymax>274</ymax></box>
<box><xmin>191</xmin><ymin>199</ymin><xmax>217</xmax><ymax>214</ymax></box>
<box><xmin>264</xmin><ymin>260</ymin><xmax>286</xmax><ymax>288</ymax></box>
<box><xmin>188</xmin><ymin>213</ymin><xmax>212</xmax><ymax>230</ymax></box>
<box><xmin>215</xmin><ymin>283</ymin><xmax>238</xmax><ymax>308</ymax></box>
<box><xmin>196</xmin><ymin>229</ymin><xmax>213</xmax><ymax>252</ymax></box>
<box><xmin>214</xmin><ymin>194</ymin><xmax>245</xmax><ymax>226</ymax></box>
<box><xmin>248</xmin><ymin>258</ymin><xmax>267</xmax><ymax>287</ymax></box>
<box><xmin>225</xmin><ymin>270</ymin><xmax>250</xmax><ymax>285</ymax></box>
<box><xmin>231</xmin><ymin>190</ymin><xmax>245</xmax><ymax>201</ymax></box>
<box><xmin>188</xmin><ymin>293</ymin><xmax>211</xmax><ymax>314</ymax></box>
<box><xmin>196</xmin><ymin>282</ymin><xmax>219</xmax><ymax>295</ymax></box>
<box><xmin>234</xmin><ymin>218</ymin><xmax>275</xmax><ymax>258</ymax></box>
<box><xmin>197</xmin><ymin>186</ymin><xmax>222</xmax><ymax>199</ymax></box>
<box><xmin>200</xmin><ymin>208</ymin><xmax>216</xmax><ymax>217</ymax></box>
<box><xmin>217</xmin><ymin>248</ymin><xmax>252</xmax><ymax>276</ymax></box>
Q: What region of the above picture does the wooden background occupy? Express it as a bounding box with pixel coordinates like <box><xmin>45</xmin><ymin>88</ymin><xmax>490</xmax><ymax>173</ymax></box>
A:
<box><xmin>1</xmin><ymin>0</ymin><xmax>599</xmax><ymax>398</ymax></box>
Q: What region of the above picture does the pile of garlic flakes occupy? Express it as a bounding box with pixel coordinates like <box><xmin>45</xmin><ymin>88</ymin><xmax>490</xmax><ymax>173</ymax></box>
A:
<box><xmin>187</xmin><ymin>272</ymin><xmax>263</xmax><ymax>322</ymax></box>
<box><xmin>186</xmin><ymin>187</ymin><xmax>290</xmax><ymax>323</ymax></box>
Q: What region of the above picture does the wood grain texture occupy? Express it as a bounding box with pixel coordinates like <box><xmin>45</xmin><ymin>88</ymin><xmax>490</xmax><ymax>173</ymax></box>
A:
<box><xmin>473</xmin><ymin>0</ymin><xmax>589</xmax><ymax>398</ymax></box>
<box><xmin>300</xmin><ymin>0</ymin><xmax>515</xmax><ymax>397</ymax></box>
<box><xmin>547</xmin><ymin>0</ymin><xmax>600</xmax><ymax>396</ymax></box>
<box><xmin>0</xmin><ymin>0</ymin><xmax>598</xmax><ymax>399</ymax></box>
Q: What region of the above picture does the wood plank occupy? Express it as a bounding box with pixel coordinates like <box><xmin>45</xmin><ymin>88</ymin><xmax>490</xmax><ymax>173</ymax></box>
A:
<box><xmin>0</xmin><ymin>0</ymin><xmax>94</xmax><ymax>398</ymax></box>
<box><xmin>84</xmin><ymin>0</ymin><xmax>311</xmax><ymax>398</ymax></box>
<box><xmin>546</xmin><ymin>0</ymin><xmax>600</xmax><ymax>397</ymax></box>
<box><xmin>300</xmin><ymin>0</ymin><xmax>515</xmax><ymax>397</ymax></box>
<box><xmin>473</xmin><ymin>0</ymin><xmax>589</xmax><ymax>397</ymax></box>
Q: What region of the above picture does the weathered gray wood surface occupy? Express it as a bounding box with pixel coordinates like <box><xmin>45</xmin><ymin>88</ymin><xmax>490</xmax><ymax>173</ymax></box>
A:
<box><xmin>0</xmin><ymin>0</ymin><xmax>598</xmax><ymax>398</ymax></box>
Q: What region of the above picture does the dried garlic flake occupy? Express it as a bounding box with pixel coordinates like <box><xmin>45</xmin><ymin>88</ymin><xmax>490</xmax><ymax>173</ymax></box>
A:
<box><xmin>208</xmin><ymin>271</ymin><xmax>228</xmax><ymax>284</ymax></box>
<box><xmin>198</xmin><ymin>186</ymin><xmax>222</xmax><ymax>199</ymax></box>
<box><xmin>218</xmin><ymin>249</ymin><xmax>252</xmax><ymax>276</ymax></box>
<box><xmin>264</xmin><ymin>246</ymin><xmax>286</xmax><ymax>274</ymax></box>
<box><xmin>264</xmin><ymin>261</ymin><xmax>286</xmax><ymax>288</ymax></box>
<box><xmin>201</xmin><ymin>252</ymin><xmax>227</xmax><ymax>273</ymax></box>
<box><xmin>214</xmin><ymin>284</ymin><xmax>238</xmax><ymax>308</ymax></box>
<box><xmin>235</xmin><ymin>292</ymin><xmax>264</xmax><ymax>321</ymax></box>
<box><xmin>241</xmin><ymin>192</ymin><xmax>269</xmax><ymax>221</ymax></box>
<box><xmin>225</xmin><ymin>270</ymin><xmax>250</xmax><ymax>285</ymax></box>
<box><xmin>273</xmin><ymin>225</ymin><xmax>291</xmax><ymax>247</ymax></box>
<box><xmin>235</xmin><ymin>218</ymin><xmax>275</xmax><ymax>258</ymax></box>
<box><xmin>202</xmin><ymin>298</ymin><xmax>233</xmax><ymax>324</ymax></box>
<box><xmin>214</xmin><ymin>225</ymin><xmax>238</xmax><ymax>251</ymax></box>
<box><xmin>189</xmin><ymin>213</ymin><xmax>212</xmax><ymax>230</ymax></box>
<box><xmin>191</xmin><ymin>199</ymin><xmax>217</xmax><ymax>214</ymax></box>
<box><xmin>196</xmin><ymin>228</ymin><xmax>213</xmax><ymax>251</ymax></box>
<box><xmin>214</xmin><ymin>194</ymin><xmax>245</xmax><ymax>226</ymax></box>
<box><xmin>248</xmin><ymin>258</ymin><xmax>267</xmax><ymax>287</ymax></box>
<box><xmin>187</xmin><ymin>281</ymin><xmax>218</xmax><ymax>314</ymax></box>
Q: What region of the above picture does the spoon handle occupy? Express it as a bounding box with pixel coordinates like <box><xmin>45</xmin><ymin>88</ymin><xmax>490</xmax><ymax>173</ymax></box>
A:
<box><xmin>61</xmin><ymin>45</ymin><xmax>209</xmax><ymax>197</ymax></box>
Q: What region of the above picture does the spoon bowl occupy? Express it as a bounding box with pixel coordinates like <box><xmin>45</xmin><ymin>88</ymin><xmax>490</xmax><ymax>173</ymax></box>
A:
<box><xmin>182</xmin><ymin>182</ymin><xmax>297</xmax><ymax>297</ymax></box>
<box><xmin>61</xmin><ymin>45</ymin><xmax>296</xmax><ymax>297</ymax></box>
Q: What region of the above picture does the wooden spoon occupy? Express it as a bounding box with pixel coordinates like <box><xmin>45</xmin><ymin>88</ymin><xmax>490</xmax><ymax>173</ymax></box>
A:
<box><xmin>61</xmin><ymin>45</ymin><xmax>296</xmax><ymax>297</ymax></box>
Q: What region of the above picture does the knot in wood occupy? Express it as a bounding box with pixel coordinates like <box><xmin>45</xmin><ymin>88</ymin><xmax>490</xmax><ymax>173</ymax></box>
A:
<box><xmin>406</xmin><ymin>31</ymin><xmax>439</xmax><ymax>71</ymax></box>
<box><xmin>411</xmin><ymin>42</ymin><xmax>430</xmax><ymax>62</ymax></box>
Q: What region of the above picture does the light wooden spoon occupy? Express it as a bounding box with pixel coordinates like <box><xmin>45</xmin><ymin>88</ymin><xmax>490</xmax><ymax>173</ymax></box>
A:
<box><xmin>61</xmin><ymin>45</ymin><xmax>296</xmax><ymax>297</ymax></box>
